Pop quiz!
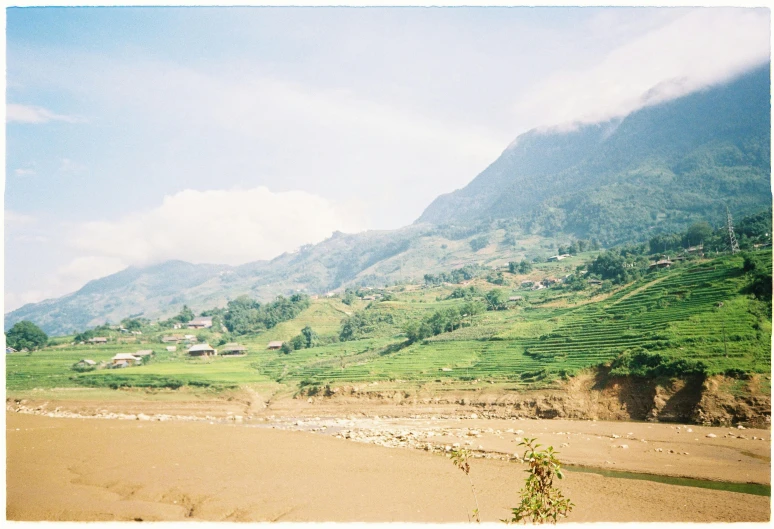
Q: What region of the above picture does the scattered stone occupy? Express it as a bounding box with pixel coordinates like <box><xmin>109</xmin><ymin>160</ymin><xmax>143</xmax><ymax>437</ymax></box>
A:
<box><xmin>611</xmin><ymin>434</ymin><xmax>620</xmax><ymax>439</ymax></box>
<box><xmin>737</xmin><ymin>425</ymin><xmax>746</xmax><ymax>430</ymax></box>
<box><xmin>619</xmin><ymin>444</ymin><xmax>629</xmax><ymax>449</ymax></box>
<box><xmin>706</xmin><ymin>433</ymin><xmax>717</xmax><ymax>438</ymax></box>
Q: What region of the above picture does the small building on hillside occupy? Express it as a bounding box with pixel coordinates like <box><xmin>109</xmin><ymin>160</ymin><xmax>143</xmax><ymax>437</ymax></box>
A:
<box><xmin>166</xmin><ymin>346</ymin><xmax>177</xmax><ymax>352</ymax></box>
<box><xmin>134</xmin><ymin>350</ymin><xmax>154</xmax><ymax>358</ymax></box>
<box><xmin>508</xmin><ymin>296</ymin><xmax>524</xmax><ymax>302</ymax></box>
<box><xmin>111</xmin><ymin>353</ymin><xmax>141</xmax><ymax>366</ymax></box>
<box><xmin>162</xmin><ymin>335</ymin><xmax>184</xmax><ymax>343</ymax></box>
<box><xmin>187</xmin><ymin>343</ymin><xmax>217</xmax><ymax>357</ymax></box>
<box><xmin>588</xmin><ymin>279</ymin><xmax>602</xmax><ymax>285</ymax></box>
<box><xmin>187</xmin><ymin>317</ymin><xmax>213</xmax><ymax>329</ymax></box>
<box><xmin>75</xmin><ymin>359</ymin><xmax>97</xmax><ymax>368</ymax></box>
<box><xmin>221</xmin><ymin>343</ymin><xmax>248</xmax><ymax>356</ymax></box>
<box><xmin>267</xmin><ymin>341</ymin><xmax>284</xmax><ymax>350</ymax></box>
<box><xmin>649</xmin><ymin>259</ymin><xmax>673</xmax><ymax>269</ymax></box>
<box><xmin>88</xmin><ymin>337</ymin><xmax>108</xmax><ymax>344</ymax></box>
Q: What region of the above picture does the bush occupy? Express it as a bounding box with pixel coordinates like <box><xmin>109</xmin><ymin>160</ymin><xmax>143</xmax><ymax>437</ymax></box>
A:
<box><xmin>504</xmin><ymin>438</ymin><xmax>573</xmax><ymax>524</ymax></box>
<box><xmin>608</xmin><ymin>350</ymin><xmax>708</xmax><ymax>378</ymax></box>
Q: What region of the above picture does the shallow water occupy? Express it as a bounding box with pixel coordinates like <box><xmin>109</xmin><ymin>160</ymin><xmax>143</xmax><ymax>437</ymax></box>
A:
<box><xmin>566</xmin><ymin>464</ymin><xmax>771</xmax><ymax>497</ymax></box>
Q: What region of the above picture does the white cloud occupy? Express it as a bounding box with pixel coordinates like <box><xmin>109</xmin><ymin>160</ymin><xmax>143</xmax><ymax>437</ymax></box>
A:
<box><xmin>69</xmin><ymin>187</ymin><xmax>367</xmax><ymax>267</ymax></box>
<box><xmin>14</xmin><ymin>168</ymin><xmax>36</xmax><ymax>177</ymax></box>
<box><xmin>514</xmin><ymin>8</ymin><xmax>770</xmax><ymax>131</ymax></box>
<box><xmin>5</xmin><ymin>187</ymin><xmax>361</xmax><ymax>312</ymax></box>
<box><xmin>4</xmin><ymin>210</ymin><xmax>37</xmax><ymax>227</ymax></box>
<box><xmin>3</xmin><ymin>256</ymin><xmax>126</xmax><ymax>313</ymax></box>
<box><xmin>59</xmin><ymin>158</ymin><xmax>86</xmax><ymax>174</ymax></box>
<box><xmin>6</xmin><ymin>103</ymin><xmax>85</xmax><ymax>124</ymax></box>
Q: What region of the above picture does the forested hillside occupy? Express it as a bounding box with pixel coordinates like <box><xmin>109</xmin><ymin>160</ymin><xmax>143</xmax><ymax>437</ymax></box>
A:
<box><xmin>418</xmin><ymin>65</ymin><xmax>771</xmax><ymax>244</ymax></box>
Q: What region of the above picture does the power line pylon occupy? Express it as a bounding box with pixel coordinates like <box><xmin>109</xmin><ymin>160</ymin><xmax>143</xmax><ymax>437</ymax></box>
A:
<box><xmin>726</xmin><ymin>207</ymin><xmax>740</xmax><ymax>254</ymax></box>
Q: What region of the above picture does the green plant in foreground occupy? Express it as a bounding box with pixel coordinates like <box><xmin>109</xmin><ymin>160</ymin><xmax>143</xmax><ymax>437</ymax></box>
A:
<box><xmin>450</xmin><ymin>448</ymin><xmax>481</xmax><ymax>523</ymax></box>
<box><xmin>504</xmin><ymin>438</ymin><xmax>573</xmax><ymax>525</ymax></box>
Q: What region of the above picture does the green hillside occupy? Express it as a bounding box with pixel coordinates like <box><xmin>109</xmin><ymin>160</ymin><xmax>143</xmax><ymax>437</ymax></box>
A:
<box><xmin>419</xmin><ymin>65</ymin><xmax>771</xmax><ymax>245</ymax></box>
<box><xmin>7</xmin><ymin>251</ymin><xmax>769</xmax><ymax>395</ymax></box>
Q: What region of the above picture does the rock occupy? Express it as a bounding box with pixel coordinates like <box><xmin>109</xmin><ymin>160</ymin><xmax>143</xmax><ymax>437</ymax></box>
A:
<box><xmin>655</xmin><ymin>448</ymin><xmax>663</xmax><ymax>452</ymax></box>
<box><xmin>611</xmin><ymin>434</ymin><xmax>620</xmax><ymax>439</ymax></box>
<box><xmin>137</xmin><ymin>413</ymin><xmax>150</xmax><ymax>421</ymax></box>
<box><xmin>687</xmin><ymin>428</ymin><xmax>693</xmax><ymax>433</ymax></box>
<box><xmin>470</xmin><ymin>413</ymin><xmax>478</xmax><ymax>419</ymax></box>
<box><xmin>706</xmin><ymin>433</ymin><xmax>717</xmax><ymax>438</ymax></box>
<box><xmin>619</xmin><ymin>444</ymin><xmax>629</xmax><ymax>449</ymax></box>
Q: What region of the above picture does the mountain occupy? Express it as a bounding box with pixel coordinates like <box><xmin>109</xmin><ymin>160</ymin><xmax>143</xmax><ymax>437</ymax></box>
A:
<box><xmin>6</xmin><ymin>65</ymin><xmax>771</xmax><ymax>335</ymax></box>
<box><xmin>418</xmin><ymin>65</ymin><xmax>771</xmax><ymax>245</ymax></box>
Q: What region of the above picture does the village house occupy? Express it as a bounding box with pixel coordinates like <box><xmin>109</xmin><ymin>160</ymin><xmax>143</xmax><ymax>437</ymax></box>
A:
<box><xmin>134</xmin><ymin>350</ymin><xmax>154</xmax><ymax>358</ymax></box>
<box><xmin>161</xmin><ymin>335</ymin><xmax>184</xmax><ymax>343</ymax></box>
<box><xmin>75</xmin><ymin>359</ymin><xmax>96</xmax><ymax>367</ymax></box>
<box><xmin>187</xmin><ymin>343</ymin><xmax>217</xmax><ymax>357</ymax></box>
<box><xmin>650</xmin><ymin>259</ymin><xmax>673</xmax><ymax>269</ymax></box>
<box><xmin>220</xmin><ymin>343</ymin><xmax>248</xmax><ymax>356</ymax></box>
<box><xmin>111</xmin><ymin>353</ymin><xmax>141</xmax><ymax>366</ymax></box>
<box><xmin>267</xmin><ymin>341</ymin><xmax>284</xmax><ymax>350</ymax></box>
<box><xmin>187</xmin><ymin>317</ymin><xmax>213</xmax><ymax>329</ymax></box>
<box><xmin>88</xmin><ymin>337</ymin><xmax>108</xmax><ymax>344</ymax></box>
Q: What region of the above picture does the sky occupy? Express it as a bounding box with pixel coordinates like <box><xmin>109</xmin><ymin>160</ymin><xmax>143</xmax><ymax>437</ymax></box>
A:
<box><xmin>3</xmin><ymin>6</ymin><xmax>771</xmax><ymax>313</ymax></box>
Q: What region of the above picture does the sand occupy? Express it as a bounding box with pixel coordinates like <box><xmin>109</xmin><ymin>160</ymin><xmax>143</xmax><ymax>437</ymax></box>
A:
<box><xmin>6</xmin><ymin>412</ymin><xmax>771</xmax><ymax>522</ymax></box>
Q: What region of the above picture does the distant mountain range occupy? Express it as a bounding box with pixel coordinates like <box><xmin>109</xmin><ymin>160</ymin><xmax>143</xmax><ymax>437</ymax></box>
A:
<box><xmin>6</xmin><ymin>65</ymin><xmax>771</xmax><ymax>336</ymax></box>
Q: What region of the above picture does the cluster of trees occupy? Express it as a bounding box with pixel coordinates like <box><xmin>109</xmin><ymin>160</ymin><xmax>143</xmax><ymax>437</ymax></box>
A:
<box><xmin>469</xmin><ymin>235</ymin><xmax>490</xmax><ymax>252</ymax></box>
<box><xmin>73</xmin><ymin>322</ymin><xmax>114</xmax><ymax>343</ymax></box>
<box><xmin>508</xmin><ymin>259</ymin><xmax>533</xmax><ymax>274</ymax></box>
<box><xmin>224</xmin><ymin>294</ymin><xmax>311</xmax><ymax>335</ymax></box>
<box><xmin>5</xmin><ymin>320</ymin><xmax>48</xmax><ymax>351</ymax></box>
<box><xmin>339</xmin><ymin>310</ymin><xmax>395</xmax><ymax>341</ymax></box>
<box><xmin>403</xmin><ymin>302</ymin><xmax>485</xmax><ymax>343</ymax></box>
<box><xmin>159</xmin><ymin>305</ymin><xmax>195</xmax><ymax>328</ymax></box>
<box><xmin>281</xmin><ymin>326</ymin><xmax>319</xmax><ymax>353</ymax></box>
<box><xmin>587</xmin><ymin>250</ymin><xmax>650</xmax><ymax>285</ymax></box>
<box><xmin>423</xmin><ymin>264</ymin><xmax>483</xmax><ymax>286</ymax></box>
<box><xmin>446</xmin><ymin>285</ymin><xmax>483</xmax><ymax>300</ymax></box>
<box><xmin>609</xmin><ymin>349</ymin><xmax>708</xmax><ymax>378</ymax></box>
<box><xmin>742</xmin><ymin>253</ymin><xmax>772</xmax><ymax>310</ymax></box>
<box><xmin>557</xmin><ymin>239</ymin><xmax>598</xmax><ymax>255</ymax></box>
<box><xmin>649</xmin><ymin>211</ymin><xmax>772</xmax><ymax>255</ymax></box>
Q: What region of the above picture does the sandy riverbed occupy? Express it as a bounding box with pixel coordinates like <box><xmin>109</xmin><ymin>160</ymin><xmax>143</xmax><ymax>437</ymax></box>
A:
<box><xmin>6</xmin><ymin>412</ymin><xmax>771</xmax><ymax>522</ymax></box>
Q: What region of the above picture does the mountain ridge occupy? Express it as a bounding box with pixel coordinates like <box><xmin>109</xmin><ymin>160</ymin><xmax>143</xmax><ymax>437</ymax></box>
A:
<box><xmin>6</xmin><ymin>65</ymin><xmax>771</xmax><ymax>335</ymax></box>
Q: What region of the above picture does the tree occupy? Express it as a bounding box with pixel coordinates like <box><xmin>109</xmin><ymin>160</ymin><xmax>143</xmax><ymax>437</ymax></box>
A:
<box><xmin>684</xmin><ymin>221</ymin><xmax>713</xmax><ymax>248</ymax></box>
<box><xmin>518</xmin><ymin>260</ymin><xmax>533</xmax><ymax>274</ymax></box>
<box><xmin>5</xmin><ymin>321</ymin><xmax>48</xmax><ymax>351</ymax></box>
<box><xmin>290</xmin><ymin>334</ymin><xmax>305</xmax><ymax>351</ymax></box>
<box><xmin>485</xmin><ymin>288</ymin><xmax>508</xmax><ymax>311</ymax></box>
<box><xmin>178</xmin><ymin>305</ymin><xmax>195</xmax><ymax>323</ymax></box>
<box><xmin>301</xmin><ymin>326</ymin><xmax>319</xmax><ymax>348</ymax></box>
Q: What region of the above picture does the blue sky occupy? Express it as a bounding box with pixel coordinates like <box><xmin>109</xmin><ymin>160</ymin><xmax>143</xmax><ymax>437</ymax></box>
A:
<box><xmin>4</xmin><ymin>6</ymin><xmax>771</xmax><ymax>312</ymax></box>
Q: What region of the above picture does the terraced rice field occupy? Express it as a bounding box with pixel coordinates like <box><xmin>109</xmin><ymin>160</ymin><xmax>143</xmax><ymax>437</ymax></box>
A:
<box><xmin>6</xmin><ymin>252</ymin><xmax>770</xmax><ymax>392</ymax></box>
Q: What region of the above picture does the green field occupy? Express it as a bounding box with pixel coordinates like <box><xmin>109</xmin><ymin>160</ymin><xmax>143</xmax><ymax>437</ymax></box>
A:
<box><xmin>6</xmin><ymin>252</ymin><xmax>771</xmax><ymax>395</ymax></box>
